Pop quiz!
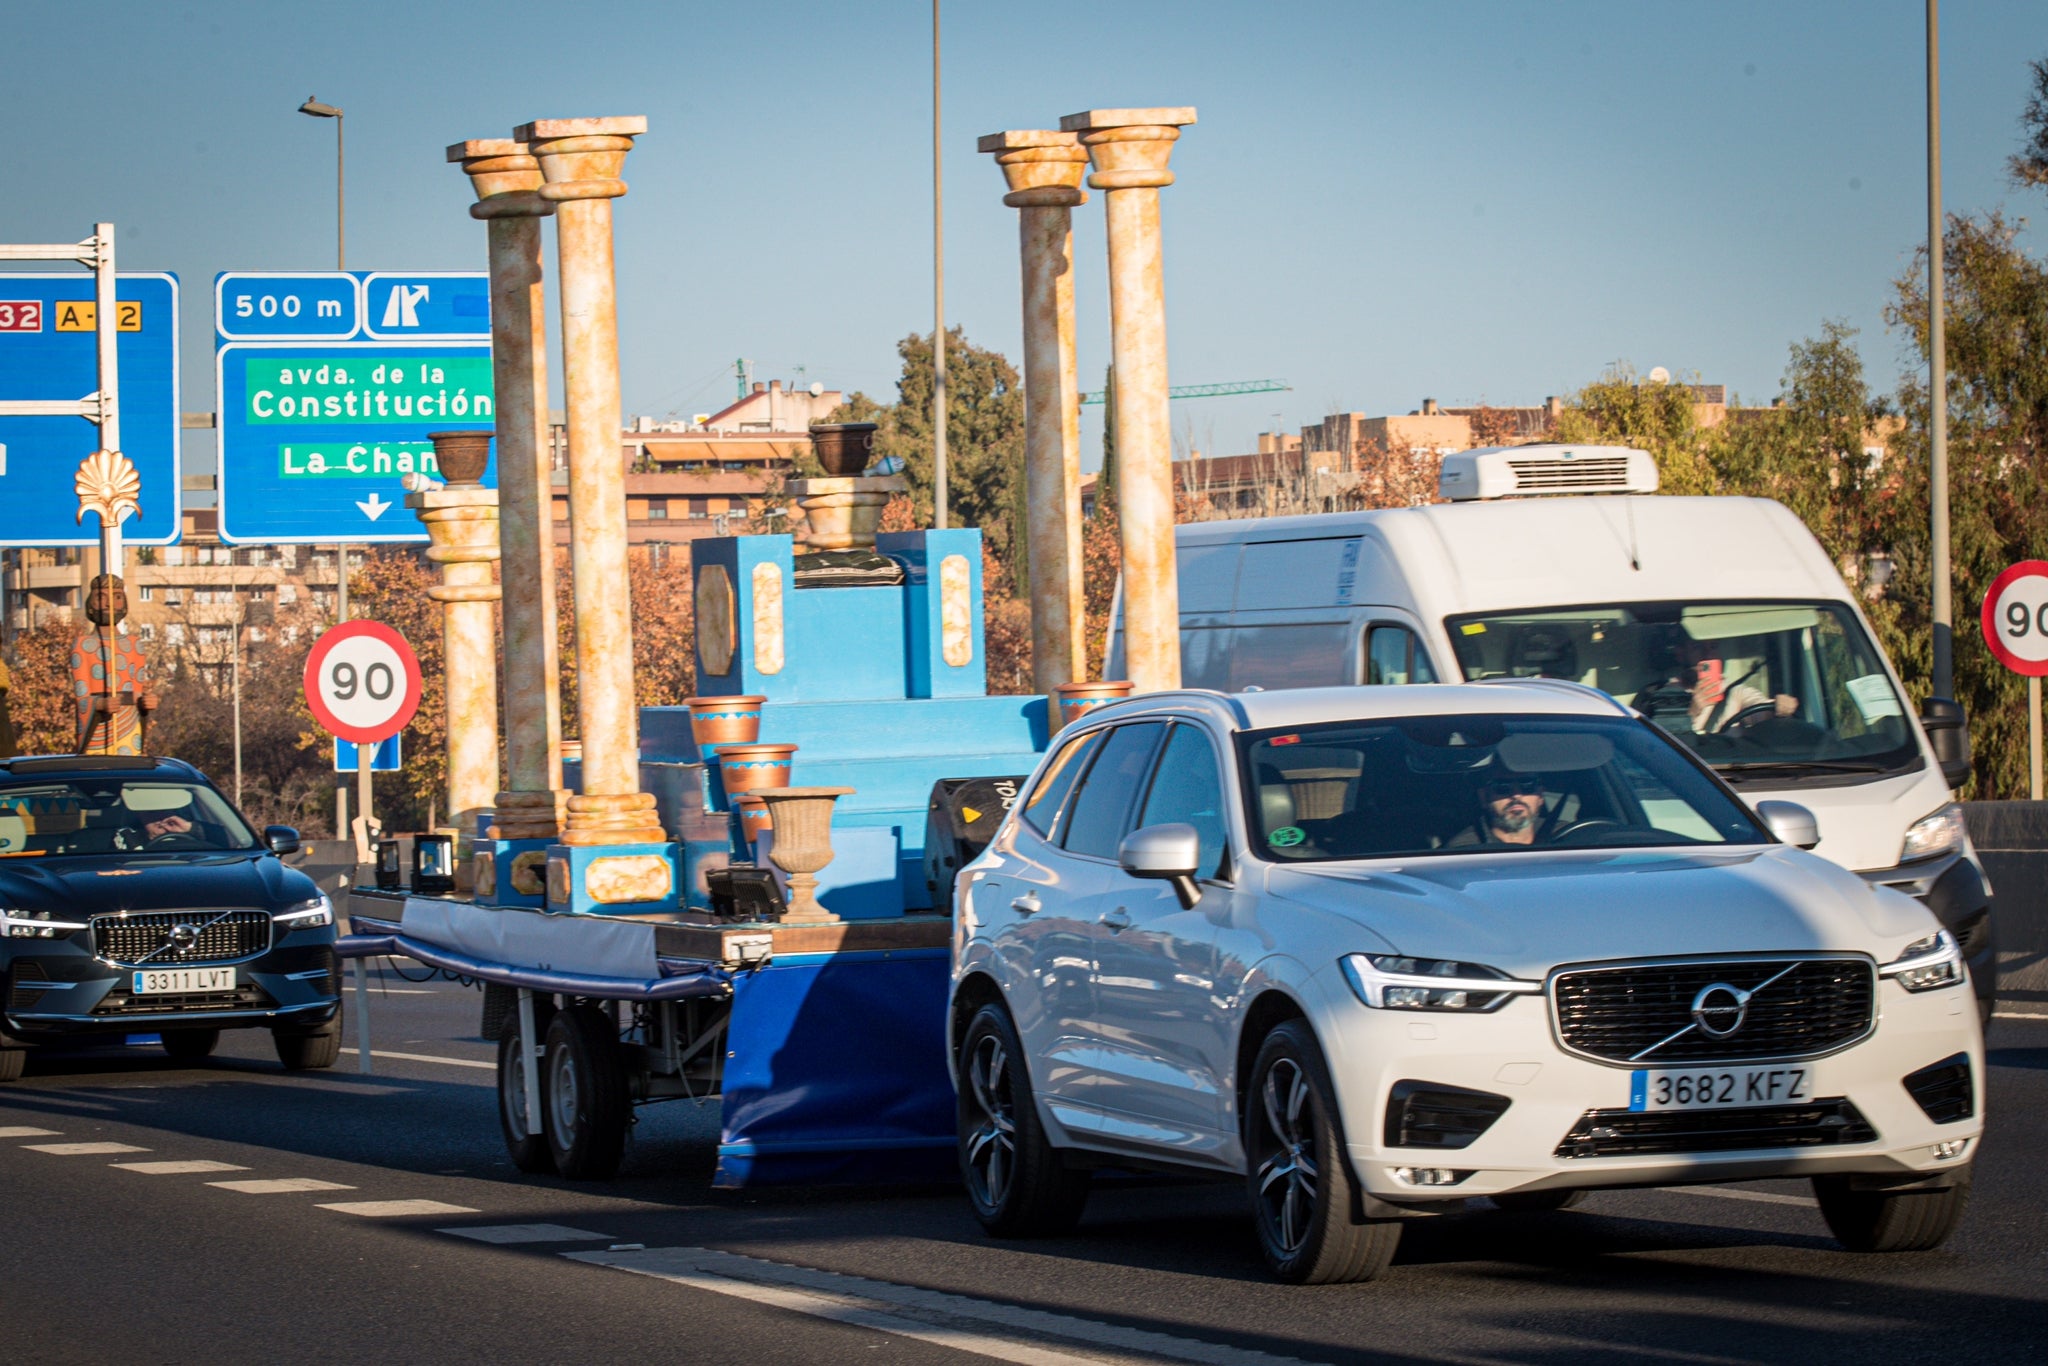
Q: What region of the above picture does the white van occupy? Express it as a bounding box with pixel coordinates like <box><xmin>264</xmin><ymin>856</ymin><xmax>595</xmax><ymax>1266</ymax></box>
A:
<box><xmin>1108</xmin><ymin>445</ymin><xmax>1994</xmax><ymax>1018</ymax></box>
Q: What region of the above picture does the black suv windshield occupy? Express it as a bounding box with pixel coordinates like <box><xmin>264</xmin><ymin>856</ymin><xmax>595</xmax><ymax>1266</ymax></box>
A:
<box><xmin>1445</xmin><ymin>601</ymin><xmax>1919</xmax><ymax>781</ymax></box>
<box><xmin>1239</xmin><ymin>714</ymin><xmax>1767</xmax><ymax>862</ymax></box>
<box><xmin>0</xmin><ymin>779</ymin><xmax>260</xmax><ymax>858</ymax></box>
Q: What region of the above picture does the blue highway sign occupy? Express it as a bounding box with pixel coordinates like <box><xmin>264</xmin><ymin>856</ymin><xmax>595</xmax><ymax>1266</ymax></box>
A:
<box><xmin>213</xmin><ymin>271</ymin><xmax>494</xmax><ymax>545</ymax></box>
<box><xmin>334</xmin><ymin>733</ymin><xmax>402</xmax><ymax>772</ymax></box>
<box><xmin>0</xmin><ymin>273</ymin><xmax>180</xmax><ymax>547</ymax></box>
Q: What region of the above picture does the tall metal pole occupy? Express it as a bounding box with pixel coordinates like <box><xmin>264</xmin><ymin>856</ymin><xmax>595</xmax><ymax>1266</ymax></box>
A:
<box><xmin>1927</xmin><ymin>0</ymin><xmax>1953</xmax><ymax>699</ymax></box>
<box><xmin>931</xmin><ymin>0</ymin><xmax>948</xmax><ymax>529</ymax></box>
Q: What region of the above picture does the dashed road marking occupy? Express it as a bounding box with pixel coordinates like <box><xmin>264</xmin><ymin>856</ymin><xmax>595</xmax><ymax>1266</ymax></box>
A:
<box><xmin>569</xmin><ymin>1246</ymin><xmax>1321</xmax><ymax>1366</ymax></box>
<box><xmin>440</xmin><ymin>1223</ymin><xmax>614</xmax><ymax>1244</ymax></box>
<box><xmin>321</xmin><ymin>1199</ymin><xmax>480</xmax><ymax>1217</ymax></box>
<box><xmin>24</xmin><ymin>1141</ymin><xmax>149</xmax><ymax>1156</ymax></box>
<box><xmin>114</xmin><ymin>1160</ymin><xmax>251</xmax><ymax>1175</ymax></box>
<box><xmin>0</xmin><ymin>1126</ymin><xmax>61</xmax><ymax>1138</ymax></box>
<box><xmin>1994</xmin><ymin>1009</ymin><xmax>2048</xmax><ymax>1020</ymax></box>
<box><xmin>370</xmin><ymin>1050</ymin><xmax>495</xmax><ymax>1071</ymax></box>
<box><xmin>210</xmin><ymin>1178</ymin><xmax>356</xmax><ymax>1194</ymax></box>
<box><xmin>1658</xmin><ymin>1185</ymin><xmax>1816</xmax><ymax>1207</ymax></box>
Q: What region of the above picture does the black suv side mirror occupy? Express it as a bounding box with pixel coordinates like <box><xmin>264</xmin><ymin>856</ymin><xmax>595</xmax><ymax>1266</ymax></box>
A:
<box><xmin>1920</xmin><ymin>697</ymin><xmax>1972</xmax><ymax>790</ymax></box>
<box><xmin>265</xmin><ymin>825</ymin><xmax>302</xmax><ymax>857</ymax></box>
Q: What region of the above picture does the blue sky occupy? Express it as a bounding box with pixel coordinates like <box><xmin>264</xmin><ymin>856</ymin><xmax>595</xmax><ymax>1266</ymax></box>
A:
<box><xmin>5</xmin><ymin>0</ymin><xmax>2044</xmax><ymax>474</ymax></box>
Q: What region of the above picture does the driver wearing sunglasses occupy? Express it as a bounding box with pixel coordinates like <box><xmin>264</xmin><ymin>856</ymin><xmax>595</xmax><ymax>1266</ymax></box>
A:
<box><xmin>1446</xmin><ymin>774</ymin><xmax>1552</xmax><ymax>847</ymax></box>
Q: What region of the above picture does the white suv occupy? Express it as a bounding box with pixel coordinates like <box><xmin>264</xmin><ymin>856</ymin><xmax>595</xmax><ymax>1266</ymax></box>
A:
<box><xmin>948</xmin><ymin>683</ymin><xmax>1984</xmax><ymax>1283</ymax></box>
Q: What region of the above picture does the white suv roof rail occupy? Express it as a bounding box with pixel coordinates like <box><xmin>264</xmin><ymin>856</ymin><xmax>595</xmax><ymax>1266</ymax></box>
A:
<box><xmin>1438</xmin><ymin>444</ymin><xmax>1658</xmax><ymax>501</ymax></box>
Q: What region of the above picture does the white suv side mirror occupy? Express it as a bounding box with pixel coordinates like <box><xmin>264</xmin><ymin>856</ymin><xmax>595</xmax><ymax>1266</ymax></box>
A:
<box><xmin>1119</xmin><ymin>823</ymin><xmax>1203</xmax><ymax>908</ymax></box>
<box><xmin>1754</xmin><ymin>800</ymin><xmax>1821</xmax><ymax>850</ymax></box>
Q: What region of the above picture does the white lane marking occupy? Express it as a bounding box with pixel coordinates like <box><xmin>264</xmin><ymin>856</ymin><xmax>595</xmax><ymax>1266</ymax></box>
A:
<box><xmin>0</xmin><ymin>1126</ymin><xmax>61</xmax><ymax>1138</ymax></box>
<box><xmin>24</xmin><ymin>1142</ymin><xmax>149</xmax><ymax>1156</ymax></box>
<box><xmin>113</xmin><ymin>1160</ymin><xmax>250</xmax><ymax>1175</ymax></box>
<box><xmin>364</xmin><ymin>988</ymin><xmax>437</xmax><ymax>995</ymax></box>
<box><xmin>1657</xmin><ymin>1185</ymin><xmax>1816</xmax><ymax>1207</ymax></box>
<box><xmin>569</xmin><ymin>1247</ymin><xmax>1319</xmax><ymax>1366</ymax></box>
<box><xmin>320</xmin><ymin>1199</ymin><xmax>480</xmax><ymax>1217</ymax></box>
<box><xmin>1994</xmin><ymin>1010</ymin><xmax>2048</xmax><ymax>1020</ymax></box>
<box><xmin>370</xmin><ymin>1050</ymin><xmax>495</xmax><ymax>1071</ymax></box>
<box><xmin>440</xmin><ymin>1223</ymin><xmax>614</xmax><ymax>1244</ymax></box>
<box><xmin>209</xmin><ymin>1178</ymin><xmax>356</xmax><ymax>1194</ymax></box>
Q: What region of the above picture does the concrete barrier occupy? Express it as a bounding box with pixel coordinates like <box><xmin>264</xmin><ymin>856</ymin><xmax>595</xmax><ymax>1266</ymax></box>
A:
<box><xmin>1964</xmin><ymin>801</ymin><xmax>2047</xmax><ymax>1012</ymax></box>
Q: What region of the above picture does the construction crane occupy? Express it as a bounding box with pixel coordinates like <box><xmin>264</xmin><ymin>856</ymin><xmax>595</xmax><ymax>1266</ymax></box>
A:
<box><xmin>1079</xmin><ymin>378</ymin><xmax>1290</xmax><ymax>406</ymax></box>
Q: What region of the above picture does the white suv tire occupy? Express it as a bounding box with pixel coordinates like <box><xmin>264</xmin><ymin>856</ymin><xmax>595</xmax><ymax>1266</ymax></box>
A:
<box><xmin>957</xmin><ymin>1002</ymin><xmax>1090</xmax><ymax>1237</ymax></box>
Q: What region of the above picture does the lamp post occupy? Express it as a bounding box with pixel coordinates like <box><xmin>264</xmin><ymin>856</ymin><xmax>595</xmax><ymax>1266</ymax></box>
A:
<box><xmin>297</xmin><ymin>97</ymin><xmax>345</xmax><ymax>270</ymax></box>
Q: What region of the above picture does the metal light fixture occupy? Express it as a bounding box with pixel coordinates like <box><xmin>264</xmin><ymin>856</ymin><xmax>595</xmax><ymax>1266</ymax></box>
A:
<box><xmin>413</xmin><ymin>833</ymin><xmax>455</xmax><ymax>897</ymax></box>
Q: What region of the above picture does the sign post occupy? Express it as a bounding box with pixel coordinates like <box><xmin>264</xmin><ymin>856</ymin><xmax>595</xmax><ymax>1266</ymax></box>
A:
<box><xmin>1979</xmin><ymin>560</ymin><xmax>2048</xmax><ymax>799</ymax></box>
<box><xmin>303</xmin><ymin>619</ymin><xmax>422</xmax><ymax>861</ymax></box>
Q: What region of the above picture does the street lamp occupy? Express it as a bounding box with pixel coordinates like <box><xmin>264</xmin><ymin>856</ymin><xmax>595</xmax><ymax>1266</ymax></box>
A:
<box><xmin>297</xmin><ymin>97</ymin><xmax>344</xmax><ymax>270</ymax></box>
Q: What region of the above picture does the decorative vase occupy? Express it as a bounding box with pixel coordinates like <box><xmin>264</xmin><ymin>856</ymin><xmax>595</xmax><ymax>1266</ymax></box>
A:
<box><xmin>713</xmin><ymin>741</ymin><xmax>797</xmax><ymax>795</ymax></box>
<box><xmin>686</xmin><ymin>695</ymin><xmax>766</xmax><ymax>749</ymax></box>
<box><xmin>1052</xmin><ymin>680</ymin><xmax>1135</xmax><ymax>732</ymax></box>
<box><xmin>428</xmin><ymin>430</ymin><xmax>493</xmax><ymax>485</ymax></box>
<box><xmin>808</xmin><ymin>422</ymin><xmax>878</xmax><ymax>477</ymax></box>
<box><xmin>734</xmin><ymin>794</ymin><xmax>774</xmax><ymax>844</ymax></box>
<box><xmin>756</xmin><ymin>786</ymin><xmax>855</xmax><ymax>924</ymax></box>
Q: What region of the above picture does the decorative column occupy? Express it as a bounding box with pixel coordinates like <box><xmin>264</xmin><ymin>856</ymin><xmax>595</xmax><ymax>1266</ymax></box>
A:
<box><xmin>409</xmin><ymin>433</ymin><xmax>502</xmax><ymax>852</ymax></box>
<box><xmin>1061</xmin><ymin>107</ymin><xmax>1196</xmax><ymax>694</ymax></box>
<box><xmin>449</xmin><ymin>138</ymin><xmax>565</xmax><ymax>900</ymax></box>
<box><xmin>978</xmin><ymin>129</ymin><xmax>1088</xmax><ymax>699</ymax></box>
<box><xmin>517</xmin><ymin>115</ymin><xmax>664</xmax><ymax>848</ymax></box>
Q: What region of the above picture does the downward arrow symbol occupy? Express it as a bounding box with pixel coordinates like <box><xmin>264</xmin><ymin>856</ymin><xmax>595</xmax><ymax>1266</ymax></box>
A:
<box><xmin>357</xmin><ymin>492</ymin><xmax>391</xmax><ymax>521</ymax></box>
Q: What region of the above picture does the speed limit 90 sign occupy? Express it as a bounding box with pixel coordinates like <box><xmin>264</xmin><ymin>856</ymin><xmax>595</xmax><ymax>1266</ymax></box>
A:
<box><xmin>303</xmin><ymin>620</ymin><xmax>423</xmax><ymax>744</ymax></box>
<box><xmin>1981</xmin><ymin>561</ymin><xmax>2048</xmax><ymax>677</ymax></box>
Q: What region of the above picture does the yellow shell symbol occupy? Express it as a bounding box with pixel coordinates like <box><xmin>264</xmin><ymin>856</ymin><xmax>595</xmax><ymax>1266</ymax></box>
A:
<box><xmin>75</xmin><ymin>448</ymin><xmax>142</xmax><ymax>526</ymax></box>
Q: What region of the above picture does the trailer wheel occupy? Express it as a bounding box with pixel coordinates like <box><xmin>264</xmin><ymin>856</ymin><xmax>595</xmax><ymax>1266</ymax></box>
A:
<box><xmin>544</xmin><ymin>1005</ymin><xmax>629</xmax><ymax>1179</ymax></box>
<box><xmin>497</xmin><ymin>1010</ymin><xmax>556</xmax><ymax>1175</ymax></box>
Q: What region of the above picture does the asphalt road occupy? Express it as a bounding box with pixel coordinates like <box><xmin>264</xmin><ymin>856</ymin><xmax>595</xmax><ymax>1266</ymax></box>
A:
<box><xmin>3</xmin><ymin>965</ymin><xmax>2044</xmax><ymax>1365</ymax></box>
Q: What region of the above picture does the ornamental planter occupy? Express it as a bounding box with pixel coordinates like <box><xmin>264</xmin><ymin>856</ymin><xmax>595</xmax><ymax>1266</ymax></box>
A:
<box><xmin>1052</xmin><ymin>680</ymin><xmax>1135</xmax><ymax>731</ymax></box>
<box><xmin>756</xmin><ymin>786</ymin><xmax>855</xmax><ymax>924</ymax></box>
<box><xmin>808</xmin><ymin>422</ymin><xmax>878</xmax><ymax>477</ymax></box>
<box><xmin>734</xmin><ymin>793</ymin><xmax>774</xmax><ymax>844</ymax></box>
<box><xmin>428</xmin><ymin>430</ymin><xmax>493</xmax><ymax>485</ymax></box>
<box><xmin>686</xmin><ymin>694</ymin><xmax>766</xmax><ymax>749</ymax></box>
<box><xmin>713</xmin><ymin>741</ymin><xmax>797</xmax><ymax>795</ymax></box>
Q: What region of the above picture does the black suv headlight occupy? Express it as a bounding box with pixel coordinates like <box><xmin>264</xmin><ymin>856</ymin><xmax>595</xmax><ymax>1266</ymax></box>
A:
<box><xmin>1</xmin><ymin>908</ymin><xmax>89</xmax><ymax>939</ymax></box>
<box><xmin>273</xmin><ymin>895</ymin><xmax>334</xmax><ymax>932</ymax></box>
<box><xmin>1879</xmin><ymin>929</ymin><xmax>1964</xmax><ymax>992</ymax></box>
<box><xmin>1340</xmin><ymin>953</ymin><xmax>1542</xmax><ymax>1012</ymax></box>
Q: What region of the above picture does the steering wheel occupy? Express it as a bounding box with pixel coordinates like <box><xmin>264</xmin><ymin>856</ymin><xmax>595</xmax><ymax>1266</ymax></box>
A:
<box><xmin>1722</xmin><ymin>703</ymin><xmax>1826</xmax><ymax>749</ymax></box>
<box><xmin>1548</xmin><ymin>818</ymin><xmax>1623</xmax><ymax>845</ymax></box>
<box><xmin>1631</xmin><ymin>681</ymin><xmax>1695</xmax><ymax>724</ymax></box>
<box><xmin>145</xmin><ymin>829</ymin><xmax>211</xmax><ymax>850</ymax></box>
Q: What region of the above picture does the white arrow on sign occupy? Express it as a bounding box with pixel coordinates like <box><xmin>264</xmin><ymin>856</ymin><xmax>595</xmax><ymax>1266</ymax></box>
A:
<box><xmin>357</xmin><ymin>492</ymin><xmax>390</xmax><ymax>521</ymax></box>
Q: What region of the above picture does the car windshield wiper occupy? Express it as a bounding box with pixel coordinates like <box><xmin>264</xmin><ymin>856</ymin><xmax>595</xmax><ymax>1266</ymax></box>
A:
<box><xmin>1714</xmin><ymin>759</ymin><xmax>1893</xmax><ymax>777</ymax></box>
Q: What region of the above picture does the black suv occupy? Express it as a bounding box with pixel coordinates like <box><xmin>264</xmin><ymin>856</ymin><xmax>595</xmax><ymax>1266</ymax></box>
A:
<box><xmin>0</xmin><ymin>755</ymin><xmax>341</xmax><ymax>1078</ymax></box>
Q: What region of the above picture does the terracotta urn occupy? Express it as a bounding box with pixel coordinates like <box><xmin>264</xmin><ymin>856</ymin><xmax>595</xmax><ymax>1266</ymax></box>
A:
<box><xmin>428</xmin><ymin>430</ymin><xmax>493</xmax><ymax>485</ymax></box>
<box><xmin>1052</xmin><ymin>680</ymin><xmax>1135</xmax><ymax>731</ymax></box>
<box><xmin>756</xmin><ymin>786</ymin><xmax>855</xmax><ymax>924</ymax></box>
<box><xmin>686</xmin><ymin>694</ymin><xmax>766</xmax><ymax>749</ymax></box>
<box><xmin>734</xmin><ymin>794</ymin><xmax>774</xmax><ymax>844</ymax></box>
<box><xmin>808</xmin><ymin>422</ymin><xmax>878</xmax><ymax>477</ymax></box>
<box><xmin>714</xmin><ymin>741</ymin><xmax>797</xmax><ymax>795</ymax></box>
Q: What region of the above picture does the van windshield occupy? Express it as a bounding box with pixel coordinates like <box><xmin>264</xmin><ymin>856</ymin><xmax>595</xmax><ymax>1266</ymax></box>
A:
<box><xmin>1444</xmin><ymin>601</ymin><xmax>1919</xmax><ymax>782</ymax></box>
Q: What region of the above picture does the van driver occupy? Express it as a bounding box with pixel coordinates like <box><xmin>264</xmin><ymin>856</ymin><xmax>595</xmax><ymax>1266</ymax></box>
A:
<box><xmin>1675</xmin><ymin>638</ymin><xmax>1798</xmax><ymax>733</ymax></box>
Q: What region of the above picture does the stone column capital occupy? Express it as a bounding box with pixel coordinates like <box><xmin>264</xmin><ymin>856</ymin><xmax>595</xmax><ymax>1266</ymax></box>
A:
<box><xmin>447</xmin><ymin>139</ymin><xmax>554</xmax><ymax>220</ymax></box>
<box><xmin>978</xmin><ymin>130</ymin><xmax>1090</xmax><ymax>209</ymax></box>
<box><xmin>517</xmin><ymin>117</ymin><xmax>646</xmax><ymax>202</ymax></box>
<box><xmin>1060</xmin><ymin>107</ymin><xmax>1196</xmax><ymax>191</ymax></box>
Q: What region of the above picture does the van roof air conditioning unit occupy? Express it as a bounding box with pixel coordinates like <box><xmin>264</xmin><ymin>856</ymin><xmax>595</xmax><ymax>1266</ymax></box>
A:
<box><xmin>1437</xmin><ymin>444</ymin><xmax>1658</xmax><ymax>501</ymax></box>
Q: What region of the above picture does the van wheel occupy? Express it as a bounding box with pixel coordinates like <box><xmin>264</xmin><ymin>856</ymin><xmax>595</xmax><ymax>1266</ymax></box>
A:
<box><xmin>544</xmin><ymin>1005</ymin><xmax>630</xmax><ymax>1179</ymax></box>
<box><xmin>1492</xmin><ymin>1189</ymin><xmax>1585</xmax><ymax>1213</ymax></box>
<box><xmin>161</xmin><ymin>1028</ymin><xmax>221</xmax><ymax>1062</ymax></box>
<box><xmin>1246</xmin><ymin>1021</ymin><xmax>1401</xmax><ymax>1284</ymax></box>
<box><xmin>1814</xmin><ymin>1170</ymin><xmax>1971</xmax><ymax>1252</ymax></box>
<box><xmin>957</xmin><ymin>1003</ymin><xmax>1090</xmax><ymax>1236</ymax></box>
<box><xmin>0</xmin><ymin>1048</ymin><xmax>23</xmax><ymax>1083</ymax></box>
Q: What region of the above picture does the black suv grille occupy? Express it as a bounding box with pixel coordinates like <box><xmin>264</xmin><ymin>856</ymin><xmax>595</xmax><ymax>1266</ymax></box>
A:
<box><xmin>93</xmin><ymin>911</ymin><xmax>271</xmax><ymax>966</ymax></box>
<box><xmin>1556</xmin><ymin>1098</ymin><xmax>1877</xmax><ymax>1158</ymax></box>
<box><xmin>1553</xmin><ymin>958</ymin><xmax>1874</xmax><ymax>1065</ymax></box>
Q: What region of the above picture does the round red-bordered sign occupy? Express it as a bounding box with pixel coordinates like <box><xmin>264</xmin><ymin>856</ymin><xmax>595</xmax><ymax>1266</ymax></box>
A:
<box><xmin>1981</xmin><ymin>560</ymin><xmax>2048</xmax><ymax>678</ymax></box>
<box><xmin>303</xmin><ymin>620</ymin><xmax>423</xmax><ymax>744</ymax></box>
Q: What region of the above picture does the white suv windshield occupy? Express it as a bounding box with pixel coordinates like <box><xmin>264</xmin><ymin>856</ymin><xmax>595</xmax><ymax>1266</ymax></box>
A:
<box><xmin>1445</xmin><ymin>601</ymin><xmax>1919</xmax><ymax>782</ymax></box>
<box><xmin>1239</xmin><ymin>714</ymin><xmax>1767</xmax><ymax>861</ymax></box>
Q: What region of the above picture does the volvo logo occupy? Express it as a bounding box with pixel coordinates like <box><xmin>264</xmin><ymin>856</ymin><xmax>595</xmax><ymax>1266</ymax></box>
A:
<box><xmin>1690</xmin><ymin>982</ymin><xmax>1751</xmax><ymax>1037</ymax></box>
<box><xmin>167</xmin><ymin>923</ymin><xmax>199</xmax><ymax>953</ymax></box>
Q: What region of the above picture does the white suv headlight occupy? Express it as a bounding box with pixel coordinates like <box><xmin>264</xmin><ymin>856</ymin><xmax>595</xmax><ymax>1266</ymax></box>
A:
<box><xmin>1900</xmin><ymin>803</ymin><xmax>1966</xmax><ymax>864</ymax></box>
<box><xmin>1</xmin><ymin>908</ymin><xmax>89</xmax><ymax>938</ymax></box>
<box><xmin>273</xmin><ymin>895</ymin><xmax>334</xmax><ymax>931</ymax></box>
<box><xmin>1879</xmin><ymin>929</ymin><xmax>1965</xmax><ymax>992</ymax></box>
<box><xmin>1340</xmin><ymin>953</ymin><xmax>1542</xmax><ymax>1012</ymax></box>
